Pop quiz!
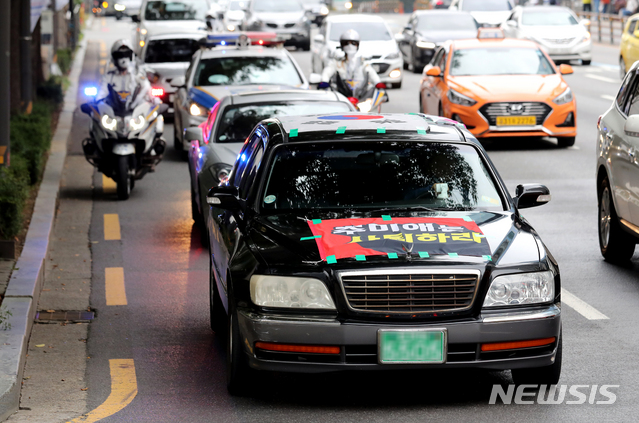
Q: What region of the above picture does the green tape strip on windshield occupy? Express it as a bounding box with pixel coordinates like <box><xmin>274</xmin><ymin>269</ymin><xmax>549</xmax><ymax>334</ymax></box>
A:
<box><xmin>382</xmin><ymin>215</ymin><xmax>392</xmax><ymax>221</ymax></box>
<box><xmin>289</xmin><ymin>128</ymin><xmax>298</xmax><ymax>138</ymax></box>
<box><xmin>463</xmin><ymin>216</ymin><xmax>473</xmax><ymax>222</ymax></box>
<box><xmin>483</xmin><ymin>255</ymin><xmax>492</xmax><ymax>261</ymax></box>
<box><xmin>388</xmin><ymin>253</ymin><xmax>398</xmax><ymax>259</ymax></box>
<box><xmin>326</xmin><ymin>255</ymin><xmax>337</xmax><ymax>264</ymax></box>
<box><xmin>417</xmin><ymin>127</ymin><xmax>427</xmax><ymax>135</ymax></box>
<box><xmin>300</xmin><ymin>235</ymin><xmax>321</xmax><ymax>241</ymax></box>
<box><xmin>448</xmin><ymin>253</ymin><xmax>459</xmax><ymax>258</ymax></box>
<box><xmin>418</xmin><ymin>252</ymin><xmax>429</xmax><ymax>258</ymax></box>
<box><xmin>377</xmin><ymin>127</ymin><xmax>386</xmax><ymax>134</ymax></box>
<box><xmin>336</xmin><ymin>126</ymin><xmax>347</xmax><ymax>134</ymax></box>
<box><xmin>355</xmin><ymin>255</ymin><xmax>366</xmax><ymax>261</ymax></box>
<box><xmin>312</xmin><ymin>219</ymin><xmax>322</xmax><ymax>224</ymax></box>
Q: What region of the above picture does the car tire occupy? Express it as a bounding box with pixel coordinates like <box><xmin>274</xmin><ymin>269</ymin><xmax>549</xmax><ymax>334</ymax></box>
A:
<box><xmin>300</xmin><ymin>40</ymin><xmax>311</xmax><ymax>51</ymax></box>
<box><xmin>173</xmin><ymin>123</ymin><xmax>182</xmax><ymax>151</ymax></box>
<box><xmin>620</xmin><ymin>56</ymin><xmax>627</xmax><ymax>80</ymax></box>
<box><xmin>412</xmin><ymin>58</ymin><xmax>422</xmax><ymax>74</ymax></box>
<box><xmin>438</xmin><ymin>103</ymin><xmax>445</xmax><ymax>118</ymax></box>
<box><xmin>391</xmin><ymin>81</ymin><xmax>402</xmax><ymax>89</ymax></box>
<box><xmin>115</xmin><ymin>155</ymin><xmax>130</xmax><ymax>201</ymax></box>
<box><xmin>557</xmin><ymin>136</ymin><xmax>575</xmax><ymax>147</ymax></box>
<box><xmin>598</xmin><ymin>176</ymin><xmax>636</xmax><ymax>262</ymax></box>
<box><xmin>209</xmin><ymin>257</ymin><xmax>226</xmax><ymax>334</ymax></box>
<box><xmin>227</xmin><ymin>307</ymin><xmax>253</xmax><ymax>396</ymax></box>
<box><xmin>511</xmin><ymin>332</ymin><xmax>562</xmax><ymax>386</ymax></box>
<box><xmin>403</xmin><ymin>60</ymin><xmax>409</xmax><ymax>70</ymax></box>
<box><xmin>582</xmin><ymin>59</ymin><xmax>591</xmax><ymax>65</ymax></box>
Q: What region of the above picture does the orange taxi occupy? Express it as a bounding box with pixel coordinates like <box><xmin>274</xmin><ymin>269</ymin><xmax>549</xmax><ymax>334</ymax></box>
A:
<box><xmin>419</xmin><ymin>28</ymin><xmax>577</xmax><ymax>147</ymax></box>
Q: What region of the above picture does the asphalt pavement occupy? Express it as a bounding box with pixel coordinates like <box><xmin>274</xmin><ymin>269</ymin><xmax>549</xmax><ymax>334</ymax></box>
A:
<box><xmin>11</xmin><ymin>15</ymin><xmax>639</xmax><ymax>423</ymax></box>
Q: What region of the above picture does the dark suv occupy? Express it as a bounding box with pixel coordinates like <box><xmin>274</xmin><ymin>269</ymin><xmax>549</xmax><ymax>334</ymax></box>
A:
<box><xmin>206</xmin><ymin>113</ymin><xmax>562</xmax><ymax>395</ymax></box>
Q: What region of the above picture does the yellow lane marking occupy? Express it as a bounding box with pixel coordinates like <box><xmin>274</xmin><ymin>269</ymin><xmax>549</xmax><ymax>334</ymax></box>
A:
<box><xmin>105</xmin><ymin>267</ymin><xmax>127</xmax><ymax>306</ymax></box>
<box><xmin>104</xmin><ymin>214</ymin><xmax>121</xmax><ymax>241</ymax></box>
<box><xmin>67</xmin><ymin>359</ymin><xmax>138</xmax><ymax>423</ymax></box>
<box><xmin>103</xmin><ymin>174</ymin><xmax>116</xmax><ymax>194</ymax></box>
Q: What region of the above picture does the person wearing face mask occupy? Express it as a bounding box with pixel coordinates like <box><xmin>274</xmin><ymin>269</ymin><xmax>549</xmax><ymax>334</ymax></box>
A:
<box><xmin>319</xmin><ymin>29</ymin><xmax>385</xmax><ymax>100</ymax></box>
<box><xmin>98</xmin><ymin>39</ymin><xmax>155</xmax><ymax>108</ymax></box>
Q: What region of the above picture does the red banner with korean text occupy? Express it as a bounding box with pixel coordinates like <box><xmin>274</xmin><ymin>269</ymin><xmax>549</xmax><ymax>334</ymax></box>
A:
<box><xmin>307</xmin><ymin>217</ymin><xmax>490</xmax><ymax>261</ymax></box>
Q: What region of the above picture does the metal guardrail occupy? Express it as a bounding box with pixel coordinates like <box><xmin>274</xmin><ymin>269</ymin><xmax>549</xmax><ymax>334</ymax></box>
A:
<box><xmin>357</xmin><ymin>0</ymin><xmax>404</xmax><ymax>13</ymax></box>
<box><xmin>413</xmin><ymin>0</ymin><xmax>430</xmax><ymax>10</ymax></box>
<box><xmin>574</xmin><ymin>11</ymin><xmax>627</xmax><ymax>44</ymax></box>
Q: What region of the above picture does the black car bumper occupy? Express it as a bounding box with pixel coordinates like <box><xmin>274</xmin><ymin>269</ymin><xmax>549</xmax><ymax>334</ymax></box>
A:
<box><xmin>238</xmin><ymin>304</ymin><xmax>561</xmax><ymax>373</ymax></box>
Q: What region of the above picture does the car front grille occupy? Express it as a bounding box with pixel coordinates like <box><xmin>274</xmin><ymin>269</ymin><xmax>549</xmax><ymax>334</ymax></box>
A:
<box><xmin>339</xmin><ymin>270</ymin><xmax>479</xmax><ymax>314</ymax></box>
<box><xmin>479</xmin><ymin>102</ymin><xmax>552</xmax><ymax>126</ymax></box>
<box><xmin>372</xmin><ymin>63</ymin><xmax>391</xmax><ymax>74</ymax></box>
<box><xmin>542</xmin><ymin>37</ymin><xmax>575</xmax><ymax>45</ymax></box>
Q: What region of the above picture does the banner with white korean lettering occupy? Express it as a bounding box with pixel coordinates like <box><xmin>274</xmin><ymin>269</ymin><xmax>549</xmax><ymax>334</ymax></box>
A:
<box><xmin>307</xmin><ymin>217</ymin><xmax>491</xmax><ymax>261</ymax></box>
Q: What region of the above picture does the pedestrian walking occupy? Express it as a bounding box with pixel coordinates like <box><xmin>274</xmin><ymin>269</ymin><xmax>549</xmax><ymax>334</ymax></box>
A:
<box><xmin>583</xmin><ymin>0</ymin><xmax>592</xmax><ymax>12</ymax></box>
<box><xmin>602</xmin><ymin>0</ymin><xmax>611</xmax><ymax>13</ymax></box>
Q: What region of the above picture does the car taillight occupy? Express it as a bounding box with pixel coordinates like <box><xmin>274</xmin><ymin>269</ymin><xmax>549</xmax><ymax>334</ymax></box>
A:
<box><xmin>348</xmin><ymin>97</ymin><xmax>358</xmax><ymax>107</ymax></box>
<box><xmin>151</xmin><ymin>87</ymin><xmax>164</xmax><ymax>97</ymax></box>
<box><xmin>597</xmin><ymin>115</ymin><xmax>602</xmax><ymax>130</ymax></box>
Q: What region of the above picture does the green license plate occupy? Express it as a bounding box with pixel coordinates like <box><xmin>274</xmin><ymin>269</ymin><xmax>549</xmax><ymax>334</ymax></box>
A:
<box><xmin>378</xmin><ymin>329</ymin><xmax>447</xmax><ymax>364</ymax></box>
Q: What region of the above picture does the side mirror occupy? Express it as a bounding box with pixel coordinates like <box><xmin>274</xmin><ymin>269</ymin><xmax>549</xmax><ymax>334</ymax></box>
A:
<box><xmin>185</xmin><ymin>127</ymin><xmax>204</xmax><ymax>147</ymax></box>
<box><xmin>624</xmin><ymin>115</ymin><xmax>639</xmax><ymax>136</ymax></box>
<box><xmin>308</xmin><ymin>73</ymin><xmax>322</xmax><ymax>84</ymax></box>
<box><xmin>207</xmin><ymin>185</ymin><xmax>241</xmax><ymax>211</ymax></box>
<box><xmin>394</xmin><ymin>33</ymin><xmax>405</xmax><ymax>43</ymax></box>
<box><xmin>403</xmin><ymin>24</ymin><xmax>412</xmax><ymax>32</ymax></box>
<box><xmin>131</xmin><ymin>14</ymin><xmax>140</xmax><ymax>23</ymax></box>
<box><xmin>313</xmin><ymin>34</ymin><xmax>324</xmax><ymax>44</ymax></box>
<box><xmin>514</xmin><ymin>184</ymin><xmax>551</xmax><ymax>209</ymax></box>
<box><xmin>80</xmin><ymin>103</ymin><xmax>93</xmax><ymax>115</ymax></box>
<box><xmin>170</xmin><ymin>76</ymin><xmax>186</xmax><ymax>88</ymax></box>
<box><xmin>505</xmin><ymin>19</ymin><xmax>518</xmax><ymax>27</ymax></box>
<box><xmin>559</xmin><ymin>64</ymin><xmax>573</xmax><ymax>75</ymax></box>
<box><xmin>425</xmin><ymin>66</ymin><xmax>442</xmax><ymax>77</ymax></box>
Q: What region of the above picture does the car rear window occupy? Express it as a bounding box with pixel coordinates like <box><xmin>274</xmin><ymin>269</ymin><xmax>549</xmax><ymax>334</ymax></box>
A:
<box><xmin>522</xmin><ymin>11</ymin><xmax>578</xmax><ymax>26</ymax></box>
<box><xmin>216</xmin><ymin>101</ymin><xmax>351</xmax><ymax>143</ymax></box>
<box><xmin>262</xmin><ymin>142</ymin><xmax>504</xmax><ymax>211</ymax></box>
<box><xmin>461</xmin><ymin>0</ymin><xmax>511</xmax><ymax>11</ymax></box>
<box><xmin>449</xmin><ymin>47</ymin><xmax>554</xmax><ymax>76</ymax></box>
<box><xmin>144</xmin><ymin>0</ymin><xmax>208</xmax><ymax>20</ymax></box>
<box><xmin>329</xmin><ymin>22</ymin><xmax>392</xmax><ymax>41</ymax></box>
<box><xmin>144</xmin><ymin>39</ymin><xmax>200</xmax><ymax>63</ymax></box>
<box><xmin>193</xmin><ymin>56</ymin><xmax>303</xmax><ymax>86</ymax></box>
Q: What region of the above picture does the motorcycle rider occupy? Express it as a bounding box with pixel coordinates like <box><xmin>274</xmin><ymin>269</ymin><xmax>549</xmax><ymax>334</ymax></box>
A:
<box><xmin>319</xmin><ymin>29</ymin><xmax>385</xmax><ymax>99</ymax></box>
<box><xmin>98</xmin><ymin>39</ymin><xmax>156</xmax><ymax>109</ymax></box>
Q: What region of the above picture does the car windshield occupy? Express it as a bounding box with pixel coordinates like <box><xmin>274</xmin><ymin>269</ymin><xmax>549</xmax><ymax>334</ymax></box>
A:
<box><xmin>216</xmin><ymin>102</ymin><xmax>351</xmax><ymax>143</ymax></box>
<box><xmin>228</xmin><ymin>0</ymin><xmax>246</xmax><ymax>10</ymax></box>
<box><xmin>193</xmin><ymin>56</ymin><xmax>303</xmax><ymax>86</ymax></box>
<box><xmin>461</xmin><ymin>0</ymin><xmax>511</xmax><ymax>11</ymax></box>
<box><xmin>144</xmin><ymin>0</ymin><xmax>209</xmax><ymax>20</ymax></box>
<box><xmin>144</xmin><ymin>38</ymin><xmax>200</xmax><ymax>63</ymax></box>
<box><xmin>522</xmin><ymin>11</ymin><xmax>578</xmax><ymax>26</ymax></box>
<box><xmin>261</xmin><ymin>142</ymin><xmax>504</xmax><ymax>211</ymax></box>
<box><xmin>329</xmin><ymin>22</ymin><xmax>392</xmax><ymax>41</ymax></box>
<box><xmin>450</xmin><ymin>47</ymin><xmax>554</xmax><ymax>76</ymax></box>
<box><xmin>253</xmin><ymin>0</ymin><xmax>302</xmax><ymax>12</ymax></box>
<box><xmin>416</xmin><ymin>14</ymin><xmax>477</xmax><ymax>31</ymax></box>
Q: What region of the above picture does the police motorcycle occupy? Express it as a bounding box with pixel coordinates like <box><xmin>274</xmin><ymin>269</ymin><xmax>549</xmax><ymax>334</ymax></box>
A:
<box><xmin>81</xmin><ymin>81</ymin><xmax>168</xmax><ymax>200</ymax></box>
<box><xmin>311</xmin><ymin>29</ymin><xmax>388</xmax><ymax>113</ymax></box>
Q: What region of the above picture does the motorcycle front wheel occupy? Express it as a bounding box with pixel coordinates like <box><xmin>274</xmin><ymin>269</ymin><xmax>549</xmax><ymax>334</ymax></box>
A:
<box><xmin>116</xmin><ymin>155</ymin><xmax>131</xmax><ymax>200</ymax></box>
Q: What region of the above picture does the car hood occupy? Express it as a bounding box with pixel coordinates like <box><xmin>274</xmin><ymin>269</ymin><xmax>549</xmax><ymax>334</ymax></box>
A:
<box><xmin>448</xmin><ymin>74</ymin><xmax>567</xmax><ymax>102</ymax></box>
<box><xmin>416</xmin><ymin>29</ymin><xmax>479</xmax><ymax>43</ymax></box>
<box><xmin>521</xmin><ymin>25</ymin><xmax>587</xmax><ymax>41</ymax></box>
<box><xmin>248</xmin><ymin>211</ymin><xmax>541</xmax><ymax>269</ymax></box>
<box><xmin>145</xmin><ymin>62</ymin><xmax>189</xmax><ymax>78</ymax></box>
<box><xmin>470</xmin><ymin>11</ymin><xmax>511</xmax><ymax>26</ymax></box>
<box><xmin>226</xmin><ymin>10</ymin><xmax>245</xmax><ymax>20</ymax></box>
<box><xmin>205</xmin><ymin>142</ymin><xmax>242</xmax><ymax>165</ymax></box>
<box><xmin>143</xmin><ymin>20</ymin><xmax>208</xmax><ymax>35</ymax></box>
<box><xmin>254</xmin><ymin>11</ymin><xmax>305</xmax><ymax>23</ymax></box>
<box><xmin>327</xmin><ymin>40</ymin><xmax>399</xmax><ymax>57</ymax></box>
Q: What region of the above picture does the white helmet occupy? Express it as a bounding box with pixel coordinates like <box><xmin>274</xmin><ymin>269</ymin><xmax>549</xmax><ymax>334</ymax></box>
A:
<box><xmin>111</xmin><ymin>39</ymin><xmax>135</xmax><ymax>71</ymax></box>
<box><xmin>339</xmin><ymin>29</ymin><xmax>360</xmax><ymax>57</ymax></box>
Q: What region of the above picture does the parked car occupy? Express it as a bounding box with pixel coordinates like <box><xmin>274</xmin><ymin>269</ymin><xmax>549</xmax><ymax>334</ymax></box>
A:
<box><xmin>419</xmin><ymin>30</ymin><xmax>577</xmax><ymax>147</ymax></box>
<box><xmin>204</xmin><ymin>112</ymin><xmax>562</xmax><ymax>395</ymax></box>
<box><xmin>222</xmin><ymin>0</ymin><xmax>248</xmax><ymax>31</ymax></box>
<box><xmin>501</xmin><ymin>6</ymin><xmax>592</xmax><ymax>65</ymax></box>
<box><xmin>620</xmin><ymin>13</ymin><xmax>639</xmax><ymax>79</ymax></box>
<box><xmin>299</xmin><ymin>0</ymin><xmax>330</xmax><ymax>25</ymax></box>
<box><xmin>449</xmin><ymin>0</ymin><xmax>513</xmax><ymax>28</ymax></box>
<box><xmin>398</xmin><ymin>10</ymin><xmax>478</xmax><ymax>73</ymax></box>
<box><xmin>312</xmin><ymin>14</ymin><xmax>403</xmax><ymax>88</ymax></box>
<box><xmin>597</xmin><ymin>60</ymin><xmax>639</xmax><ymax>262</ymax></box>
<box><xmin>245</xmin><ymin>0</ymin><xmax>312</xmax><ymax>50</ymax></box>
<box><xmin>185</xmin><ymin>89</ymin><xmax>355</xmax><ymax>229</ymax></box>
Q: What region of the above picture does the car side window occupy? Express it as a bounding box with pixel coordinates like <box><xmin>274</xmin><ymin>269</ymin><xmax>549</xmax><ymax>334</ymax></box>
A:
<box><xmin>625</xmin><ymin>77</ymin><xmax>639</xmax><ymax>116</ymax></box>
<box><xmin>431</xmin><ymin>48</ymin><xmax>443</xmax><ymax>66</ymax></box>
<box><xmin>629</xmin><ymin>20</ymin><xmax>637</xmax><ymax>35</ymax></box>
<box><xmin>438</xmin><ymin>50</ymin><xmax>447</xmax><ymax>72</ymax></box>
<box><xmin>617</xmin><ymin>73</ymin><xmax>634</xmax><ymax>113</ymax></box>
<box><xmin>239</xmin><ymin>140</ymin><xmax>265</xmax><ymax>200</ymax></box>
<box><xmin>230</xmin><ymin>131</ymin><xmax>262</xmax><ymax>190</ymax></box>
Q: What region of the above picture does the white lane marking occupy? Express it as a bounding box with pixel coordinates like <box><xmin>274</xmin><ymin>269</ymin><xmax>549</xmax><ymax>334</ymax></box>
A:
<box><xmin>562</xmin><ymin>288</ymin><xmax>609</xmax><ymax>320</ymax></box>
<box><xmin>567</xmin><ymin>145</ymin><xmax>580</xmax><ymax>150</ymax></box>
<box><xmin>601</xmin><ymin>94</ymin><xmax>616</xmax><ymax>101</ymax></box>
<box><xmin>591</xmin><ymin>61</ymin><xmax>620</xmax><ymax>71</ymax></box>
<box><xmin>585</xmin><ymin>74</ymin><xmax>619</xmax><ymax>84</ymax></box>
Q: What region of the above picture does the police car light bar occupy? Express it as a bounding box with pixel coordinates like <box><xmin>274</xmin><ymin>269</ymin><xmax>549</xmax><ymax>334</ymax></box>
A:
<box><xmin>84</xmin><ymin>86</ymin><xmax>98</xmax><ymax>96</ymax></box>
<box><xmin>201</xmin><ymin>32</ymin><xmax>284</xmax><ymax>48</ymax></box>
<box><xmin>477</xmin><ymin>28</ymin><xmax>505</xmax><ymax>40</ymax></box>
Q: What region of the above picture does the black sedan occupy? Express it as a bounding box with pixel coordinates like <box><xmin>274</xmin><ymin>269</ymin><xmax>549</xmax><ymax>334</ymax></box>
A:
<box><xmin>206</xmin><ymin>113</ymin><xmax>561</xmax><ymax>395</ymax></box>
<box><xmin>398</xmin><ymin>10</ymin><xmax>478</xmax><ymax>73</ymax></box>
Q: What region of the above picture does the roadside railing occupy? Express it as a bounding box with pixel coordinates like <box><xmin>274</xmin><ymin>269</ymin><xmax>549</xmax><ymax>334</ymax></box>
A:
<box><xmin>573</xmin><ymin>10</ymin><xmax>627</xmax><ymax>44</ymax></box>
<box><xmin>413</xmin><ymin>0</ymin><xmax>431</xmax><ymax>10</ymax></box>
<box><xmin>357</xmin><ymin>0</ymin><xmax>405</xmax><ymax>13</ymax></box>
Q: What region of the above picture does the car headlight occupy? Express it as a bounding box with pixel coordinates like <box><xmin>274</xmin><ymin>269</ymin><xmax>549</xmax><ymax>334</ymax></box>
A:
<box><xmin>189</xmin><ymin>102</ymin><xmax>207</xmax><ymax>116</ymax></box>
<box><xmin>358</xmin><ymin>99</ymin><xmax>373</xmax><ymax>113</ymax></box>
<box><xmin>580</xmin><ymin>32</ymin><xmax>591</xmax><ymax>43</ymax></box>
<box><xmin>416</xmin><ymin>40</ymin><xmax>436</xmax><ymax>49</ymax></box>
<box><xmin>140</xmin><ymin>28</ymin><xmax>147</xmax><ymax>36</ymax></box>
<box><xmin>114</xmin><ymin>3</ymin><xmax>125</xmax><ymax>11</ymax></box>
<box><xmin>129</xmin><ymin>115</ymin><xmax>145</xmax><ymax>130</ymax></box>
<box><xmin>320</xmin><ymin>5</ymin><xmax>329</xmax><ymax>14</ymax></box>
<box><xmin>553</xmin><ymin>87</ymin><xmax>573</xmax><ymax>105</ymax></box>
<box><xmin>447</xmin><ymin>88</ymin><xmax>477</xmax><ymax>107</ymax></box>
<box><xmin>250</xmin><ymin>275</ymin><xmax>336</xmax><ymax>309</ymax></box>
<box><xmin>386</xmin><ymin>51</ymin><xmax>400</xmax><ymax>60</ymax></box>
<box><xmin>101</xmin><ymin>114</ymin><xmax>118</xmax><ymax>131</ymax></box>
<box><xmin>482</xmin><ymin>271</ymin><xmax>555</xmax><ymax>308</ymax></box>
<box><xmin>210</xmin><ymin>163</ymin><xmax>233</xmax><ymax>183</ymax></box>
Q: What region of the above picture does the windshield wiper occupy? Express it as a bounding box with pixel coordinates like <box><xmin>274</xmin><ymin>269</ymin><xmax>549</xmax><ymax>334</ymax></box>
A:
<box><xmin>364</xmin><ymin>206</ymin><xmax>442</xmax><ymax>214</ymax></box>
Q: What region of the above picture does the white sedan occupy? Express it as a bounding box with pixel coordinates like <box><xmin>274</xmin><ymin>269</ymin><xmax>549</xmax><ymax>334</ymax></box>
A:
<box><xmin>501</xmin><ymin>5</ymin><xmax>592</xmax><ymax>65</ymax></box>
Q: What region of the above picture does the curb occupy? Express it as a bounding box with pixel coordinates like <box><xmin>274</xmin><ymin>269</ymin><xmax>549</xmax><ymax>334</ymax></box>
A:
<box><xmin>0</xmin><ymin>36</ymin><xmax>89</xmax><ymax>421</ymax></box>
